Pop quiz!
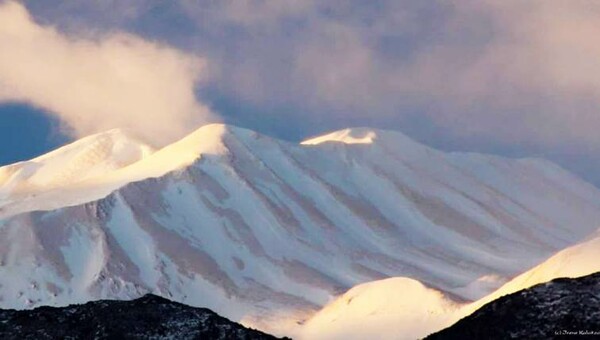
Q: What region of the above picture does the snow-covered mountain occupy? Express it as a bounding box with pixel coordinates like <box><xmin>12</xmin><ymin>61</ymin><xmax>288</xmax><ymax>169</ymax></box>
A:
<box><xmin>1</xmin><ymin>124</ymin><xmax>600</xmax><ymax>336</ymax></box>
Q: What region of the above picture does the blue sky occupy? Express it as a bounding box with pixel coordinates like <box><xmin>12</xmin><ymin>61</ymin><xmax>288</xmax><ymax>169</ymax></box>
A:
<box><xmin>2</xmin><ymin>1</ymin><xmax>600</xmax><ymax>185</ymax></box>
<box><xmin>0</xmin><ymin>104</ymin><xmax>67</xmax><ymax>165</ymax></box>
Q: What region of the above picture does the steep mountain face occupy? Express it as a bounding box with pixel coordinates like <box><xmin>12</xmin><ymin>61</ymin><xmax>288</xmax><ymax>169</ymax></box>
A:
<box><xmin>0</xmin><ymin>294</ymin><xmax>281</xmax><ymax>340</ymax></box>
<box><xmin>427</xmin><ymin>272</ymin><xmax>600</xmax><ymax>340</ymax></box>
<box><xmin>1</xmin><ymin>124</ymin><xmax>600</xmax><ymax>336</ymax></box>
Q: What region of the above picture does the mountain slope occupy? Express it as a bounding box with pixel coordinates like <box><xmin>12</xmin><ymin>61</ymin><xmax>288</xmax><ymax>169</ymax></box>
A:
<box><xmin>1</xmin><ymin>124</ymin><xmax>600</xmax><ymax>336</ymax></box>
<box><xmin>427</xmin><ymin>272</ymin><xmax>600</xmax><ymax>339</ymax></box>
<box><xmin>300</xmin><ymin>228</ymin><xmax>600</xmax><ymax>339</ymax></box>
<box><xmin>466</xmin><ymin>229</ymin><xmax>600</xmax><ymax>310</ymax></box>
<box><xmin>0</xmin><ymin>294</ymin><xmax>281</xmax><ymax>339</ymax></box>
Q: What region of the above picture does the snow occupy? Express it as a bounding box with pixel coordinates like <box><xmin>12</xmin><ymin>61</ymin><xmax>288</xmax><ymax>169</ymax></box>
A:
<box><xmin>299</xmin><ymin>277</ymin><xmax>459</xmax><ymax>340</ymax></box>
<box><xmin>60</xmin><ymin>225</ymin><xmax>105</xmax><ymax>291</ymax></box>
<box><xmin>0</xmin><ymin>128</ymin><xmax>154</xmax><ymax>217</ymax></box>
<box><xmin>0</xmin><ymin>128</ymin><xmax>153</xmax><ymax>191</ymax></box>
<box><xmin>301</xmin><ymin>128</ymin><xmax>379</xmax><ymax>145</ymax></box>
<box><xmin>0</xmin><ymin>124</ymin><xmax>234</xmax><ymax>218</ymax></box>
<box><xmin>105</xmin><ymin>193</ymin><xmax>160</xmax><ymax>288</ymax></box>
<box><xmin>1</xmin><ymin>124</ymin><xmax>600</xmax><ymax>338</ymax></box>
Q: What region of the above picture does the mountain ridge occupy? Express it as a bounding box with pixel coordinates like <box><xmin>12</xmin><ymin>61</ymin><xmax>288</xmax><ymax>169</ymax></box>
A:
<box><xmin>1</xmin><ymin>123</ymin><xmax>592</xmax><ymax>218</ymax></box>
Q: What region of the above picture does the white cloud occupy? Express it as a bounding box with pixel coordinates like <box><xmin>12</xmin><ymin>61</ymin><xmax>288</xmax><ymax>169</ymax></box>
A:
<box><xmin>0</xmin><ymin>1</ymin><xmax>215</xmax><ymax>145</ymax></box>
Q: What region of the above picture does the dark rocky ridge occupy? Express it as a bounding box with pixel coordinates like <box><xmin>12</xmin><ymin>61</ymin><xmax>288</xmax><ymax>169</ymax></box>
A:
<box><xmin>427</xmin><ymin>272</ymin><xmax>600</xmax><ymax>339</ymax></box>
<box><xmin>0</xmin><ymin>294</ymin><xmax>284</xmax><ymax>339</ymax></box>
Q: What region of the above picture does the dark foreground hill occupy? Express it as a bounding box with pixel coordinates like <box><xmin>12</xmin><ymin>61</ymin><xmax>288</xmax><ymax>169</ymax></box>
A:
<box><xmin>0</xmin><ymin>294</ymin><xmax>283</xmax><ymax>340</ymax></box>
<box><xmin>427</xmin><ymin>272</ymin><xmax>600</xmax><ymax>339</ymax></box>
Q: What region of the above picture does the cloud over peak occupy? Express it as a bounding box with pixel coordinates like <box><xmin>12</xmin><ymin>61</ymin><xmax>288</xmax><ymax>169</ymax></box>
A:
<box><xmin>0</xmin><ymin>1</ymin><xmax>215</xmax><ymax>145</ymax></box>
<box><xmin>5</xmin><ymin>0</ymin><xmax>600</xmax><ymax>184</ymax></box>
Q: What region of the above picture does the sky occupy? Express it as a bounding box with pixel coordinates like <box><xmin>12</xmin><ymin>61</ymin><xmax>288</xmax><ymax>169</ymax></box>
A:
<box><xmin>2</xmin><ymin>1</ymin><xmax>600</xmax><ymax>185</ymax></box>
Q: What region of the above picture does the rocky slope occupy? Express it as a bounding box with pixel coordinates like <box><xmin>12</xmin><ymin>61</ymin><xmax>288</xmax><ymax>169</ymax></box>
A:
<box><xmin>2</xmin><ymin>124</ymin><xmax>600</xmax><ymax>335</ymax></box>
<box><xmin>0</xmin><ymin>294</ymin><xmax>281</xmax><ymax>340</ymax></box>
<box><xmin>427</xmin><ymin>272</ymin><xmax>600</xmax><ymax>339</ymax></box>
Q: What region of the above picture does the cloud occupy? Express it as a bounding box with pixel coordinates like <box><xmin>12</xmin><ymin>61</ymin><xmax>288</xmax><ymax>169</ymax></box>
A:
<box><xmin>398</xmin><ymin>0</ymin><xmax>600</xmax><ymax>148</ymax></box>
<box><xmin>217</xmin><ymin>0</ymin><xmax>600</xmax><ymax>150</ymax></box>
<box><xmin>11</xmin><ymin>1</ymin><xmax>600</xmax><ymax>165</ymax></box>
<box><xmin>0</xmin><ymin>1</ymin><xmax>215</xmax><ymax>145</ymax></box>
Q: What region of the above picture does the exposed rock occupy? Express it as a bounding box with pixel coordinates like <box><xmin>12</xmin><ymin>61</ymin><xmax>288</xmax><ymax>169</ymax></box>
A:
<box><xmin>427</xmin><ymin>272</ymin><xmax>600</xmax><ymax>339</ymax></box>
<box><xmin>0</xmin><ymin>294</ymin><xmax>284</xmax><ymax>340</ymax></box>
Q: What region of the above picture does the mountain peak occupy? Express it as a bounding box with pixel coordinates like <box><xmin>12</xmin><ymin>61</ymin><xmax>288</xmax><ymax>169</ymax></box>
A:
<box><xmin>34</xmin><ymin>127</ymin><xmax>151</xmax><ymax>160</ymax></box>
<box><xmin>300</xmin><ymin>127</ymin><xmax>426</xmax><ymax>150</ymax></box>
<box><xmin>0</xmin><ymin>127</ymin><xmax>154</xmax><ymax>195</ymax></box>
<box><xmin>301</xmin><ymin>128</ymin><xmax>379</xmax><ymax>145</ymax></box>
